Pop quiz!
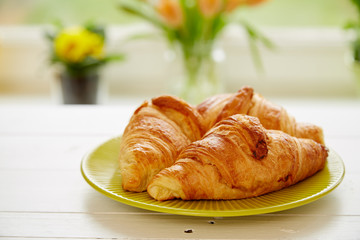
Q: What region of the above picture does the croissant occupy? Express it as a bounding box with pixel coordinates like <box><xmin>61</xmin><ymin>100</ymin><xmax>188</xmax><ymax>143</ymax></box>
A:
<box><xmin>147</xmin><ymin>114</ymin><xmax>328</xmax><ymax>200</ymax></box>
<box><xmin>118</xmin><ymin>95</ymin><xmax>206</xmax><ymax>192</ymax></box>
<box><xmin>197</xmin><ymin>86</ymin><xmax>324</xmax><ymax>144</ymax></box>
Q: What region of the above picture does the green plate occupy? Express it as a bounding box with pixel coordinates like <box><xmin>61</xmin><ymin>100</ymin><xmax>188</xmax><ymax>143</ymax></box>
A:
<box><xmin>81</xmin><ymin>136</ymin><xmax>345</xmax><ymax>217</ymax></box>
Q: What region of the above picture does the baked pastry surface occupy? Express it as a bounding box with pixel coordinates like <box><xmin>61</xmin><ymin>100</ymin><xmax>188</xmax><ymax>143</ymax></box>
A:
<box><xmin>197</xmin><ymin>86</ymin><xmax>324</xmax><ymax>144</ymax></box>
<box><xmin>147</xmin><ymin>114</ymin><xmax>328</xmax><ymax>200</ymax></box>
<box><xmin>119</xmin><ymin>86</ymin><xmax>326</xmax><ymax>194</ymax></box>
<box><xmin>119</xmin><ymin>95</ymin><xmax>205</xmax><ymax>192</ymax></box>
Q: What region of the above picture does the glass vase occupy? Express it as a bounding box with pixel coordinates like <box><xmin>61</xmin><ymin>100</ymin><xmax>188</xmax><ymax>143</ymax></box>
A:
<box><xmin>166</xmin><ymin>44</ymin><xmax>225</xmax><ymax>105</ymax></box>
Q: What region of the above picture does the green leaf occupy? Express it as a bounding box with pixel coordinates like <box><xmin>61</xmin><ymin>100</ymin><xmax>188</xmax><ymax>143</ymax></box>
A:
<box><xmin>118</xmin><ymin>0</ymin><xmax>168</xmax><ymax>31</ymax></box>
<box><xmin>103</xmin><ymin>54</ymin><xmax>126</xmax><ymax>63</ymax></box>
<box><xmin>344</xmin><ymin>20</ymin><xmax>359</xmax><ymax>30</ymax></box>
<box><xmin>237</xmin><ymin>19</ymin><xmax>275</xmax><ymax>74</ymax></box>
<box><xmin>44</xmin><ymin>31</ymin><xmax>56</xmax><ymax>41</ymax></box>
<box><xmin>351</xmin><ymin>0</ymin><xmax>360</xmax><ymax>10</ymax></box>
<box><xmin>85</xmin><ymin>22</ymin><xmax>106</xmax><ymax>39</ymax></box>
<box><xmin>248</xmin><ymin>32</ymin><xmax>264</xmax><ymax>74</ymax></box>
<box><xmin>241</xmin><ymin>20</ymin><xmax>275</xmax><ymax>49</ymax></box>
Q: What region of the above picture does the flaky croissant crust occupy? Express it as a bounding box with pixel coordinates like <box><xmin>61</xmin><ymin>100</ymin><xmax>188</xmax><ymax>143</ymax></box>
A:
<box><xmin>120</xmin><ymin>86</ymin><xmax>326</xmax><ymax>194</ymax></box>
<box><xmin>119</xmin><ymin>106</ymin><xmax>186</xmax><ymax>192</ymax></box>
<box><xmin>197</xmin><ymin>86</ymin><xmax>324</xmax><ymax>145</ymax></box>
<box><xmin>147</xmin><ymin>114</ymin><xmax>328</xmax><ymax>201</ymax></box>
<box><xmin>119</xmin><ymin>95</ymin><xmax>206</xmax><ymax>192</ymax></box>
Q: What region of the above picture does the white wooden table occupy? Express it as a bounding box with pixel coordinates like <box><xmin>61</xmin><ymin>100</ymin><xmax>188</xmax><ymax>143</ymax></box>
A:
<box><xmin>1</xmin><ymin>99</ymin><xmax>360</xmax><ymax>239</ymax></box>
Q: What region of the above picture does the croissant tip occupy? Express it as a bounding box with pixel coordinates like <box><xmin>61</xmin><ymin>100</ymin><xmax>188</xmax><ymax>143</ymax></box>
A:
<box><xmin>120</xmin><ymin>167</ymin><xmax>147</xmax><ymax>192</ymax></box>
<box><xmin>147</xmin><ymin>184</ymin><xmax>176</xmax><ymax>201</ymax></box>
<box><xmin>121</xmin><ymin>178</ymin><xmax>145</xmax><ymax>192</ymax></box>
<box><xmin>147</xmin><ymin>171</ymin><xmax>184</xmax><ymax>201</ymax></box>
<box><xmin>239</xmin><ymin>85</ymin><xmax>254</xmax><ymax>92</ymax></box>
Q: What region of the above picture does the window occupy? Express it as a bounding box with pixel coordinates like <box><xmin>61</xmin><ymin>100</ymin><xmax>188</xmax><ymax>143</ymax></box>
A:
<box><xmin>0</xmin><ymin>0</ymin><xmax>355</xmax><ymax>27</ymax></box>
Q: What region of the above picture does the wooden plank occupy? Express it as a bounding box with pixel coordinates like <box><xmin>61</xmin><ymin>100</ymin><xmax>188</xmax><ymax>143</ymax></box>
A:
<box><xmin>0</xmin><ymin>238</ymin><xmax>112</xmax><ymax>240</ymax></box>
<box><xmin>0</xmin><ymin>136</ymin><xmax>109</xmax><ymax>170</ymax></box>
<box><xmin>0</xmin><ymin>169</ymin><xmax>356</xmax><ymax>215</ymax></box>
<box><xmin>0</xmin><ymin>169</ymin><xmax>146</xmax><ymax>214</ymax></box>
<box><xmin>0</xmin><ymin>212</ymin><xmax>359</xmax><ymax>239</ymax></box>
<box><xmin>0</xmin><ymin>238</ymin><xmax>116</xmax><ymax>240</ymax></box>
<box><xmin>0</xmin><ymin>103</ymin><xmax>360</xmax><ymax>137</ymax></box>
<box><xmin>0</xmin><ymin>136</ymin><xmax>356</xmax><ymax>215</ymax></box>
<box><xmin>0</xmin><ymin>105</ymin><xmax>137</xmax><ymax>136</ymax></box>
<box><xmin>325</xmin><ymin>137</ymin><xmax>360</xmax><ymax>174</ymax></box>
<box><xmin>0</xmin><ymin>135</ymin><xmax>357</xmax><ymax>173</ymax></box>
<box><xmin>0</xmin><ymin>103</ymin><xmax>358</xmax><ymax>240</ymax></box>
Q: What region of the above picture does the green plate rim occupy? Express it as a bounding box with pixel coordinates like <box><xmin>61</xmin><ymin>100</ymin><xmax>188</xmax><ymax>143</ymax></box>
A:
<box><xmin>81</xmin><ymin>136</ymin><xmax>345</xmax><ymax>217</ymax></box>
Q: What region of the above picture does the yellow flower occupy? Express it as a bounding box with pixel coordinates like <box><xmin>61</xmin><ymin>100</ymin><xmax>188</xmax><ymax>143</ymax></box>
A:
<box><xmin>199</xmin><ymin>0</ymin><xmax>223</xmax><ymax>18</ymax></box>
<box><xmin>157</xmin><ymin>0</ymin><xmax>183</xmax><ymax>28</ymax></box>
<box><xmin>54</xmin><ymin>26</ymin><xmax>104</xmax><ymax>63</ymax></box>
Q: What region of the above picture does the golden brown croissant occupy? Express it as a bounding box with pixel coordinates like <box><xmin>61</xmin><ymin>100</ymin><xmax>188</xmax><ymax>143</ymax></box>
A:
<box><xmin>197</xmin><ymin>86</ymin><xmax>324</xmax><ymax>144</ymax></box>
<box><xmin>147</xmin><ymin>114</ymin><xmax>328</xmax><ymax>201</ymax></box>
<box><xmin>119</xmin><ymin>95</ymin><xmax>206</xmax><ymax>192</ymax></box>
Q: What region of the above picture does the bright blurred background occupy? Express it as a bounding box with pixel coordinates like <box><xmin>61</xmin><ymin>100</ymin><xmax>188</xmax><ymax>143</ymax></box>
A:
<box><xmin>0</xmin><ymin>0</ymin><xmax>354</xmax><ymax>26</ymax></box>
<box><xmin>0</xmin><ymin>0</ymin><xmax>358</xmax><ymax>104</ymax></box>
